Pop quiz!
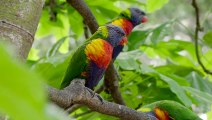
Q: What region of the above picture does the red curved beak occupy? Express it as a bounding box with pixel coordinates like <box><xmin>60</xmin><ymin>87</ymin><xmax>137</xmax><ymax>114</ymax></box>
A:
<box><xmin>141</xmin><ymin>16</ymin><xmax>148</xmax><ymax>23</ymax></box>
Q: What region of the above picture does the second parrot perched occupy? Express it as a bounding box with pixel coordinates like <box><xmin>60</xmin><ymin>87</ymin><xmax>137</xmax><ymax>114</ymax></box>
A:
<box><xmin>60</xmin><ymin>25</ymin><xmax>126</xmax><ymax>89</ymax></box>
<box><xmin>109</xmin><ymin>8</ymin><xmax>148</xmax><ymax>60</ymax></box>
<box><xmin>141</xmin><ymin>100</ymin><xmax>202</xmax><ymax>120</ymax></box>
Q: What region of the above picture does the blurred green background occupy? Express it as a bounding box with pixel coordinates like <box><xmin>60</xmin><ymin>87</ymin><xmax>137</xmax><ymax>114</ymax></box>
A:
<box><xmin>0</xmin><ymin>0</ymin><xmax>212</xmax><ymax>120</ymax></box>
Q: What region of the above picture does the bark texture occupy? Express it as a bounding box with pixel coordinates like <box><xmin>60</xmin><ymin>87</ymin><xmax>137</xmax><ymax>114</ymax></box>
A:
<box><xmin>0</xmin><ymin>0</ymin><xmax>44</xmax><ymax>61</ymax></box>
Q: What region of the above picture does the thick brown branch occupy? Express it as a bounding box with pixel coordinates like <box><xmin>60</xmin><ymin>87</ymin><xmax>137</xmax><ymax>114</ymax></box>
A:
<box><xmin>105</xmin><ymin>62</ymin><xmax>126</xmax><ymax>105</ymax></box>
<box><xmin>66</xmin><ymin>84</ymin><xmax>105</xmax><ymax>113</ymax></box>
<box><xmin>48</xmin><ymin>79</ymin><xmax>157</xmax><ymax>120</ymax></box>
<box><xmin>66</xmin><ymin>0</ymin><xmax>99</xmax><ymax>33</ymax></box>
<box><xmin>191</xmin><ymin>0</ymin><xmax>212</xmax><ymax>75</ymax></box>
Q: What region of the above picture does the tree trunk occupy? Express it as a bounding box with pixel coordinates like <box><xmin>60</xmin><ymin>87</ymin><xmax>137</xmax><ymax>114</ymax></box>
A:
<box><xmin>0</xmin><ymin>0</ymin><xmax>44</xmax><ymax>61</ymax></box>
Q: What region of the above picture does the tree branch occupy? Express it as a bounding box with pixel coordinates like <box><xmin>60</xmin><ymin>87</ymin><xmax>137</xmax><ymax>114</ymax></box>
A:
<box><xmin>48</xmin><ymin>79</ymin><xmax>157</xmax><ymax>120</ymax></box>
<box><xmin>66</xmin><ymin>0</ymin><xmax>125</xmax><ymax>105</ymax></box>
<box><xmin>105</xmin><ymin>63</ymin><xmax>126</xmax><ymax>105</ymax></box>
<box><xmin>66</xmin><ymin>0</ymin><xmax>99</xmax><ymax>33</ymax></box>
<box><xmin>191</xmin><ymin>0</ymin><xmax>212</xmax><ymax>75</ymax></box>
<box><xmin>66</xmin><ymin>84</ymin><xmax>105</xmax><ymax>113</ymax></box>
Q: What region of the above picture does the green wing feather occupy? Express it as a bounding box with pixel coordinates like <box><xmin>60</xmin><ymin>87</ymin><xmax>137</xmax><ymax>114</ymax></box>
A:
<box><xmin>60</xmin><ymin>44</ymin><xmax>87</xmax><ymax>89</ymax></box>
<box><xmin>60</xmin><ymin>30</ymin><xmax>103</xmax><ymax>89</ymax></box>
<box><xmin>142</xmin><ymin>100</ymin><xmax>202</xmax><ymax>120</ymax></box>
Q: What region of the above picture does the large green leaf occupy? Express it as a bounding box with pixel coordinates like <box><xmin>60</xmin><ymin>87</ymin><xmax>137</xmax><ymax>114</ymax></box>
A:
<box><xmin>67</xmin><ymin>7</ymin><xmax>84</xmax><ymax>37</ymax></box>
<box><xmin>140</xmin><ymin>64</ymin><xmax>192</xmax><ymax>107</ymax></box>
<box><xmin>0</xmin><ymin>45</ymin><xmax>47</xmax><ymax>120</ymax></box>
<box><xmin>32</xmin><ymin>54</ymin><xmax>71</xmax><ymax>88</ymax></box>
<box><xmin>158</xmin><ymin>74</ymin><xmax>192</xmax><ymax>106</ymax></box>
<box><xmin>150</xmin><ymin>21</ymin><xmax>174</xmax><ymax>45</ymax></box>
<box><xmin>36</xmin><ymin>10</ymin><xmax>70</xmax><ymax>39</ymax></box>
<box><xmin>203</xmin><ymin>31</ymin><xmax>212</xmax><ymax>48</ymax></box>
<box><xmin>183</xmin><ymin>87</ymin><xmax>212</xmax><ymax>104</ymax></box>
<box><xmin>186</xmin><ymin>72</ymin><xmax>212</xmax><ymax>94</ymax></box>
<box><xmin>146</xmin><ymin>0</ymin><xmax>169</xmax><ymax>13</ymax></box>
<box><xmin>127</xmin><ymin>30</ymin><xmax>150</xmax><ymax>51</ymax></box>
<box><xmin>117</xmin><ymin>50</ymin><xmax>143</xmax><ymax>70</ymax></box>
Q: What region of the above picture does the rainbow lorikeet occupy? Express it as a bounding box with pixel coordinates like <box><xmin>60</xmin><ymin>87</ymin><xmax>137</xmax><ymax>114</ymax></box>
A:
<box><xmin>60</xmin><ymin>25</ymin><xmax>126</xmax><ymax>89</ymax></box>
<box><xmin>109</xmin><ymin>8</ymin><xmax>148</xmax><ymax>60</ymax></box>
<box><xmin>141</xmin><ymin>100</ymin><xmax>202</xmax><ymax>120</ymax></box>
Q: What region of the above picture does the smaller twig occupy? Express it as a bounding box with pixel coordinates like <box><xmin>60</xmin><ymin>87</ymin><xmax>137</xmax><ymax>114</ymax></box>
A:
<box><xmin>83</xmin><ymin>20</ymin><xmax>89</xmax><ymax>39</ymax></box>
<box><xmin>49</xmin><ymin>0</ymin><xmax>57</xmax><ymax>21</ymax></box>
<box><xmin>135</xmin><ymin>103</ymin><xmax>143</xmax><ymax>110</ymax></box>
<box><xmin>104</xmin><ymin>62</ymin><xmax>126</xmax><ymax>105</ymax></box>
<box><xmin>191</xmin><ymin>0</ymin><xmax>212</xmax><ymax>75</ymax></box>
<box><xmin>66</xmin><ymin>104</ymin><xmax>84</xmax><ymax>113</ymax></box>
<box><xmin>73</xmin><ymin>110</ymin><xmax>92</xmax><ymax>118</ymax></box>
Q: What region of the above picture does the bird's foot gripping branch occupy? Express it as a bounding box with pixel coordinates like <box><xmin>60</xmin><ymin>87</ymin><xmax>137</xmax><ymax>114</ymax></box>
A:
<box><xmin>48</xmin><ymin>79</ymin><xmax>157</xmax><ymax>120</ymax></box>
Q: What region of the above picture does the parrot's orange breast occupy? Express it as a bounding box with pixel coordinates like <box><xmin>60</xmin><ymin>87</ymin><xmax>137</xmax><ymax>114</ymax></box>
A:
<box><xmin>85</xmin><ymin>39</ymin><xmax>113</xmax><ymax>69</ymax></box>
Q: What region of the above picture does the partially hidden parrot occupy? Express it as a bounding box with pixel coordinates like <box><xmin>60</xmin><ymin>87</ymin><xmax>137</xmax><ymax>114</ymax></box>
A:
<box><xmin>109</xmin><ymin>8</ymin><xmax>148</xmax><ymax>60</ymax></box>
<box><xmin>141</xmin><ymin>100</ymin><xmax>202</xmax><ymax>120</ymax></box>
<box><xmin>60</xmin><ymin>24</ymin><xmax>126</xmax><ymax>89</ymax></box>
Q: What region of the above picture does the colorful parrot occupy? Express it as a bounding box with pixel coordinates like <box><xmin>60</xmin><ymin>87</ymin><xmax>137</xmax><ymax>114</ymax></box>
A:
<box><xmin>60</xmin><ymin>24</ymin><xmax>126</xmax><ymax>89</ymax></box>
<box><xmin>141</xmin><ymin>100</ymin><xmax>202</xmax><ymax>120</ymax></box>
<box><xmin>110</xmin><ymin>8</ymin><xmax>148</xmax><ymax>60</ymax></box>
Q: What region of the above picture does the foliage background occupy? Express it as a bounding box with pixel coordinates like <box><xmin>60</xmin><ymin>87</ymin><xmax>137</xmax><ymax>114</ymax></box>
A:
<box><xmin>1</xmin><ymin>0</ymin><xmax>212</xmax><ymax>120</ymax></box>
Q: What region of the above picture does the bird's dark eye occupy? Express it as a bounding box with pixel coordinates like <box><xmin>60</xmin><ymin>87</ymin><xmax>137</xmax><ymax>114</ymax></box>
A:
<box><xmin>116</xmin><ymin>30</ymin><xmax>120</xmax><ymax>34</ymax></box>
<box><xmin>135</xmin><ymin>9</ymin><xmax>140</xmax><ymax>13</ymax></box>
<box><xmin>141</xmin><ymin>11</ymin><xmax>145</xmax><ymax>15</ymax></box>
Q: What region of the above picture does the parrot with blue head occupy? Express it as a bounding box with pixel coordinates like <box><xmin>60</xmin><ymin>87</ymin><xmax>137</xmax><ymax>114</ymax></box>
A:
<box><xmin>60</xmin><ymin>24</ymin><xmax>126</xmax><ymax>89</ymax></box>
<box><xmin>109</xmin><ymin>7</ymin><xmax>148</xmax><ymax>60</ymax></box>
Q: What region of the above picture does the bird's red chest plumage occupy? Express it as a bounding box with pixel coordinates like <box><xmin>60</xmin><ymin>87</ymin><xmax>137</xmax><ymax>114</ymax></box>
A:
<box><xmin>85</xmin><ymin>39</ymin><xmax>113</xmax><ymax>69</ymax></box>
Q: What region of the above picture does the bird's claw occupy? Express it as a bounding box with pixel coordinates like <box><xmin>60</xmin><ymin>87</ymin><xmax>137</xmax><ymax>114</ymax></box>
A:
<box><xmin>96</xmin><ymin>95</ymin><xmax>104</xmax><ymax>104</ymax></box>
<box><xmin>85</xmin><ymin>87</ymin><xmax>104</xmax><ymax>104</ymax></box>
<box><xmin>85</xmin><ymin>87</ymin><xmax>96</xmax><ymax>97</ymax></box>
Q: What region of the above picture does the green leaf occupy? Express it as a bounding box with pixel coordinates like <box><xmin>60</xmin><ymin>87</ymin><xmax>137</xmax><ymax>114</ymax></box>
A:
<box><xmin>32</xmin><ymin>54</ymin><xmax>71</xmax><ymax>88</ymax></box>
<box><xmin>183</xmin><ymin>87</ymin><xmax>212</xmax><ymax>104</ymax></box>
<box><xmin>203</xmin><ymin>31</ymin><xmax>212</xmax><ymax>48</ymax></box>
<box><xmin>186</xmin><ymin>72</ymin><xmax>212</xmax><ymax>94</ymax></box>
<box><xmin>46</xmin><ymin>36</ymin><xmax>68</xmax><ymax>58</ymax></box>
<box><xmin>117</xmin><ymin>58</ymin><xmax>140</xmax><ymax>70</ymax></box>
<box><xmin>36</xmin><ymin>10</ymin><xmax>70</xmax><ymax>39</ymax></box>
<box><xmin>140</xmin><ymin>65</ymin><xmax>192</xmax><ymax>107</ymax></box>
<box><xmin>67</xmin><ymin>7</ymin><xmax>83</xmax><ymax>37</ymax></box>
<box><xmin>127</xmin><ymin>30</ymin><xmax>150</xmax><ymax>50</ymax></box>
<box><xmin>158</xmin><ymin>74</ymin><xmax>192</xmax><ymax>106</ymax></box>
<box><xmin>146</xmin><ymin>0</ymin><xmax>169</xmax><ymax>13</ymax></box>
<box><xmin>0</xmin><ymin>45</ymin><xmax>47</xmax><ymax>120</ymax></box>
<box><xmin>117</xmin><ymin>50</ymin><xmax>143</xmax><ymax>70</ymax></box>
<box><xmin>156</xmin><ymin>64</ymin><xmax>196</xmax><ymax>77</ymax></box>
<box><xmin>150</xmin><ymin>21</ymin><xmax>173</xmax><ymax>45</ymax></box>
